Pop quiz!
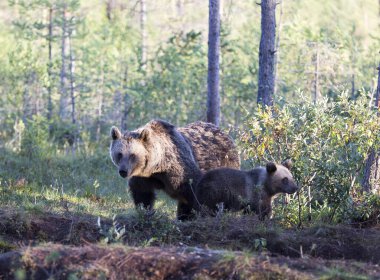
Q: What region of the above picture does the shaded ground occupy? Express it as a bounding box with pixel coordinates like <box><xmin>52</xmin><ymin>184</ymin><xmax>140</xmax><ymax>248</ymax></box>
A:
<box><xmin>0</xmin><ymin>208</ymin><xmax>112</xmax><ymax>249</ymax></box>
<box><xmin>1</xmin><ymin>244</ymin><xmax>380</xmax><ymax>279</ymax></box>
<box><xmin>1</xmin><ymin>208</ymin><xmax>380</xmax><ymax>279</ymax></box>
<box><xmin>179</xmin><ymin>215</ymin><xmax>380</xmax><ymax>264</ymax></box>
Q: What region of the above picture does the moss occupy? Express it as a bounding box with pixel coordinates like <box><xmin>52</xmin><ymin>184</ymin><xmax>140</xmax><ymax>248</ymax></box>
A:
<box><xmin>319</xmin><ymin>268</ymin><xmax>369</xmax><ymax>280</ymax></box>
<box><xmin>0</xmin><ymin>239</ymin><xmax>16</xmax><ymax>253</ymax></box>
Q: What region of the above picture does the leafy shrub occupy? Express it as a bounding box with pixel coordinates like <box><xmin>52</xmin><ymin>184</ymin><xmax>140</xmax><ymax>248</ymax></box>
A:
<box><xmin>20</xmin><ymin>115</ymin><xmax>52</xmax><ymax>159</ymax></box>
<box><xmin>49</xmin><ymin>118</ymin><xmax>79</xmax><ymax>148</ymax></box>
<box><xmin>239</xmin><ymin>93</ymin><xmax>380</xmax><ymax>225</ymax></box>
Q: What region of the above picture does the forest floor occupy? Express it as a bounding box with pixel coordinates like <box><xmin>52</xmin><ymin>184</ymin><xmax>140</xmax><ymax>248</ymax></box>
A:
<box><xmin>0</xmin><ymin>207</ymin><xmax>379</xmax><ymax>279</ymax></box>
<box><xmin>0</xmin><ymin>149</ymin><xmax>379</xmax><ymax>279</ymax></box>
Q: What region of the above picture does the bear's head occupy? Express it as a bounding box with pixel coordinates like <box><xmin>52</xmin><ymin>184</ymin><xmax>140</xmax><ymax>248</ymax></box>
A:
<box><xmin>264</xmin><ymin>159</ymin><xmax>298</xmax><ymax>195</ymax></box>
<box><xmin>110</xmin><ymin>120</ymin><xmax>175</xmax><ymax>179</ymax></box>
<box><xmin>110</xmin><ymin>126</ymin><xmax>152</xmax><ymax>178</ymax></box>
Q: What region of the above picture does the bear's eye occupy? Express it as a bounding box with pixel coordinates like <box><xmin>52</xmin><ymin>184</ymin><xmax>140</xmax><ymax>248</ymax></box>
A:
<box><xmin>129</xmin><ymin>153</ymin><xmax>136</xmax><ymax>161</ymax></box>
<box><xmin>116</xmin><ymin>152</ymin><xmax>123</xmax><ymax>162</ymax></box>
<box><xmin>282</xmin><ymin>178</ymin><xmax>289</xmax><ymax>184</ymax></box>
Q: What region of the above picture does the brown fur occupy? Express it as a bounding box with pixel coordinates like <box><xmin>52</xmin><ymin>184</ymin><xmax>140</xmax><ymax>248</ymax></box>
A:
<box><xmin>178</xmin><ymin>122</ymin><xmax>240</xmax><ymax>171</ymax></box>
<box><xmin>195</xmin><ymin>160</ymin><xmax>298</xmax><ymax>219</ymax></box>
<box><xmin>110</xmin><ymin>120</ymin><xmax>240</xmax><ymax>220</ymax></box>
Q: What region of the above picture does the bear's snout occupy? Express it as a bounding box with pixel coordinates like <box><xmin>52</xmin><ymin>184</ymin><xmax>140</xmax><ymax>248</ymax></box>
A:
<box><xmin>286</xmin><ymin>184</ymin><xmax>299</xmax><ymax>194</ymax></box>
<box><xmin>119</xmin><ymin>170</ymin><xmax>129</xmax><ymax>178</ymax></box>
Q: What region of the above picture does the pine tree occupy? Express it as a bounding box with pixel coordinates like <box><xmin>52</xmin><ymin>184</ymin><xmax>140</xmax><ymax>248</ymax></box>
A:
<box><xmin>207</xmin><ymin>0</ymin><xmax>221</xmax><ymax>126</ymax></box>
<box><xmin>257</xmin><ymin>0</ymin><xmax>276</xmax><ymax>107</ymax></box>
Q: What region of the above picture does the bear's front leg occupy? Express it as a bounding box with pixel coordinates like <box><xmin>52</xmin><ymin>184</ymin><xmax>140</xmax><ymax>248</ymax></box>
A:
<box><xmin>129</xmin><ymin>176</ymin><xmax>162</xmax><ymax>210</ymax></box>
<box><xmin>258</xmin><ymin>199</ymin><xmax>272</xmax><ymax>220</ymax></box>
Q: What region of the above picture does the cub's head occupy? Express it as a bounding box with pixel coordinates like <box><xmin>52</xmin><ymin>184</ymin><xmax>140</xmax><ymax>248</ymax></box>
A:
<box><xmin>265</xmin><ymin>159</ymin><xmax>298</xmax><ymax>195</ymax></box>
<box><xmin>109</xmin><ymin>126</ymin><xmax>151</xmax><ymax>178</ymax></box>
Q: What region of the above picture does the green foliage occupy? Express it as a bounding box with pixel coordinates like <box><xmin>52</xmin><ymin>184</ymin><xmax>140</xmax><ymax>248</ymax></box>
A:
<box><xmin>0</xmin><ymin>0</ymin><xmax>378</xmax><ymax>136</ymax></box>
<box><xmin>239</xmin><ymin>93</ymin><xmax>380</xmax><ymax>224</ymax></box>
<box><xmin>349</xmin><ymin>193</ymin><xmax>380</xmax><ymax>226</ymax></box>
<box><xmin>145</xmin><ymin>31</ymin><xmax>207</xmax><ymax>125</ymax></box>
<box><xmin>20</xmin><ymin>115</ymin><xmax>52</xmax><ymax>159</ymax></box>
<box><xmin>49</xmin><ymin>118</ymin><xmax>78</xmax><ymax>147</ymax></box>
<box><xmin>253</xmin><ymin>237</ymin><xmax>267</xmax><ymax>252</ymax></box>
<box><xmin>0</xmin><ymin>239</ymin><xmax>16</xmax><ymax>253</ymax></box>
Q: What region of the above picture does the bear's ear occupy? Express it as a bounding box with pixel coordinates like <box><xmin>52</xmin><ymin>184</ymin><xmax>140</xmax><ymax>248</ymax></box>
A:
<box><xmin>266</xmin><ymin>162</ymin><xmax>277</xmax><ymax>173</ymax></box>
<box><xmin>282</xmin><ymin>159</ymin><xmax>293</xmax><ymax>170</ymax></box>
<box><xmin>139</xmin><ymin>128</ymin><xmax>151</xmax><ymax>141</ymax></box>
<box><xmin>111</xmin><ymin>126</ymin><xmax>122</xmax><ymax>140</ymax></box>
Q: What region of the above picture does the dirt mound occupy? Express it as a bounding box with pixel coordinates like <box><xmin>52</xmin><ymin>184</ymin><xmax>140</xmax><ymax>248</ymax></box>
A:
<box><xmin>0</xmin><ymin>208</ymin><xmax>111</xmax><ymax>248</ymax></box>
<box><xmin>277</xmin><ymin>225</ymin><xmax>380</xmax><ymax>263</ymax></box>
<box><xmin>2</xmin><ymin>244</ymin><xmax>379</xmax><ymax>279</ymax></box>
<box><xmin>179</xmin><ymin>215</ymin><xmax>380</xmax><ymax>264</ymax></box>
<box><xmin>1</xmin><ymin>208</ymin><xmax>380</xmax><ymax>268</ymax></box>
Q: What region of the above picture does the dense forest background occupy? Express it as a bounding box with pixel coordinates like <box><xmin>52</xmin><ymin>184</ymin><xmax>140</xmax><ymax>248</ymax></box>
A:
<box><xmin>0</xmin><ymin>0</ymin><xmax>379</xmax><ymax>144</ymax></box>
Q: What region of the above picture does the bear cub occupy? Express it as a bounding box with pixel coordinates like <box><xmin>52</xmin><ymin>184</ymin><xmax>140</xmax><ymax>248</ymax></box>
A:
<box><xmin>194</xmin><ymin>160</ymin><xmax>298</xmax><ymax>219</ymax></box>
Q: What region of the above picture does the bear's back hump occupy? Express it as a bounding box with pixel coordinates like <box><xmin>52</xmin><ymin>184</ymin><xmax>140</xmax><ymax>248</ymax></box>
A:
<box><xmin>178</xmin><ymin>122</ymin><xmax>240</xmax><ymax>171</ymax></box>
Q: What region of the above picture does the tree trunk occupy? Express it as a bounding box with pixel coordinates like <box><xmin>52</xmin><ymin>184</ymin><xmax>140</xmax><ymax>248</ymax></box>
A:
<box><xmin>106</xmin><ymin>0</ymin><xmax>116</xmax><ymax>21</ymax></box>
<box><xmin>59</xmin><ymin>4</ymin><xmax>71</xmax><ymax>121</ymax></box>
<box><xmin>22</xmin><ymin>72</ymin><xmax>33</xmax><ymax>123</ymax></box>
<box><xmin>68</xmin><ymin>22</ymin><xmax>76</xmax><ymax>125</ymax></box>
<box><xmin>47</xmin><ymin>7</ymin><xmax>53</xmax><ymax>121</ymax></box>
<box><xmin>362</xmin><ymin>65</ymin><xmax>380</xmax><ymax>194</ymax></box>
<box><xmin>207</xmin><ymin>0</ymin><xmax>221</xmax><ymax>126</ymax></box>
<box><xmin>121</xmin><ymin>65</ymin><xmax>130</xmax><ymax>131</ymax></box>
<box><xmin>140</xmin><ymin>0</ymin><xmax>147</xmax><ymax>70</ymax></box>
<box><xmin>176</xmin><ymin>0</ymin><xmax>183</xmax><ymax>17</ymax></box>
<box><xmin>257</xmin><ymin>0</ymin><xmax>276</xmax><ymax>107</ymax></box>
<box><xmin>313</xmin><ymin>43</ymin><xmax>320</xmax><ymax>104</ymax></box>
<box><xmin>273</xmin><ymin>0</ymin><xmax>283</xmax><ymax>96</ymax></box>
<box><xmin>96</xmin><ymin>60</ymin><xmax>105</xmax><ymax>142</ymax></box>
<box><xmin>376</xmin><ymin>65</ymin><xmax>380</xmax><ymax>109</ymax></box>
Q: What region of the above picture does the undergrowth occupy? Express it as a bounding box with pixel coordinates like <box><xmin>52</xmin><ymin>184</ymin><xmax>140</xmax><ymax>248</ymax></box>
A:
<box><xmin>239</xmin><ymin>93</ymin><xmax>380</xmax><ymax>227</ymax></box>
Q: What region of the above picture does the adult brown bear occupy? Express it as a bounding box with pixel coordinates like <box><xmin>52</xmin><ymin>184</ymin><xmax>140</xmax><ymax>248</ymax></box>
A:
<box><xmin>110</xmin><ymin>120</ymin><xmax>240</xmax><ymax>220</ymax></box>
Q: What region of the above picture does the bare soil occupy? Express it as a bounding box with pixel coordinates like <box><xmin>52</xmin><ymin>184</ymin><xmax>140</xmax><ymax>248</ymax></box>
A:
<box><xmin>1</xmin><ymin>244</ymin><xmax>380</xmax><ymax>279</ymax></box>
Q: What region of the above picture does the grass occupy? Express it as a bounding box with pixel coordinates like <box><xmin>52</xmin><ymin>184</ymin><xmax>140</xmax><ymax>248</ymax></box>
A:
<box><xmin>0</xmin><ymin>147</ymin><xmax>177</xmax><ymax>218</ymax></box>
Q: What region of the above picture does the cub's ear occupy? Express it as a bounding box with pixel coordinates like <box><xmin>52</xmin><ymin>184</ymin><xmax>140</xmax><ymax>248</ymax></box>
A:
<box><xmin>111</xmin><ymin>126</ymin><xmax>122</xmax><ymax>140</ymax></box>
<box><xmin>139</xmin><ymin>128</ymin><xmax>151</xmax><ymax>141</ymax></box>
<box><xmin>282</xmin><ymin>159</ymin><xmax>293</xmax><ymax>170</ymax></box>
<box><xmin>266</xmin><ymin>162</ymin><xmax>277</xmax><ymax>173</ymax></box>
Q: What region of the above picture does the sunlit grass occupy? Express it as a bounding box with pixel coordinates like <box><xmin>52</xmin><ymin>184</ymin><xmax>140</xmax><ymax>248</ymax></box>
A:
<box><xmin>0</xmin><ymin>148</ymin><xmax>177</xmax><ymax>219</ymax></box>
<box><xmin>0</xmin><ymin>180</ymin><xmax>177</xmax><ymax>219</ymax></box>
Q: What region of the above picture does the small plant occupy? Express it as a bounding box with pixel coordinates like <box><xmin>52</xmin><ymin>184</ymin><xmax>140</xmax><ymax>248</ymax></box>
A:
<box><xmin>253</xmin><ymin>238</ymin><xmax>267</xmax><ymax>252</ymax></box>
<box><xmin>98</xmin><ymin>207</ymin><xmax>181</xmax><ymax>246</ymax></box>
<box><xmin>0</xmin><ymin>240</ymin><xmax>16</xmax><ymax>253</ymax></box>
<box><xmin>20</xmin><ymin>115</ymin><xmax>52</xmax><ymax>159</ymax></box>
